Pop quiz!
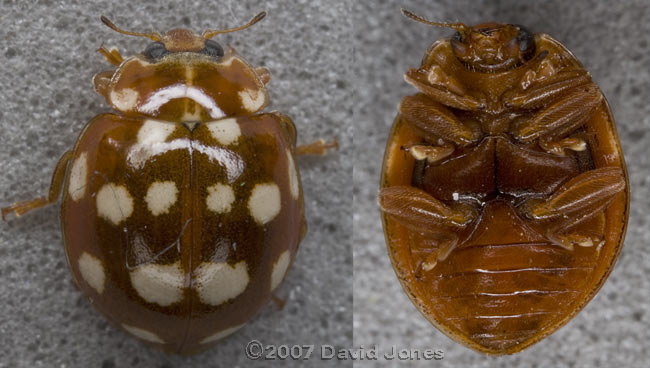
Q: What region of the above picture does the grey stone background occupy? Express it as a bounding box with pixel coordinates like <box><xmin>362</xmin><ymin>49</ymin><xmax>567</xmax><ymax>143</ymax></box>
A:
<box><xmin>0</xmin><ymin>1</ymin><xmax>352</xmax><ymax>367</ymax></box>
<box><xmin>354</xmin><ymin>0</ymin><xmax>649</xmax><ymax>367</ymax></box>
<box><xmin>2</xmin><ymin>0</ymin><xmax>650</xmax><ymax>367</ymax></box>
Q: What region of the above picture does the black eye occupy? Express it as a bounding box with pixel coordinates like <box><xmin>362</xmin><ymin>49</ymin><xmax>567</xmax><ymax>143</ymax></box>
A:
<box><xmin>200</xmin><ymin>39</ymin><xmax>224</xmax><ymax>58</ymax></box>
<box><xmin>515</xmin><ymin>25</ymin><xmax>536</xmax><ymax>61</ymax></box>
<box><xmin>451</xmin><ymin>31</ymin><xmax>464</xmax><ymax>43</ymax></box>
<box><xmin>143</xmin><ymin>42</ymin><xmax>169</xmax><ymax>61</ymax></box>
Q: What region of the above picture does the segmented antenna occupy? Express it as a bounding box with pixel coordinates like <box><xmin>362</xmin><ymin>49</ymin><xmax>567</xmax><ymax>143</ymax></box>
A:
<box><xmin>202</xmin><ymin>11</ymin><xmax>267</xmax><ymax>39</ymax></box>
<box><xmin>401</xmin><ymin>9</ymin><xmax>469</xmax><ymax>36</ymax></box>
<box><xmin>100</xmin><ymin>16</ymin><xmax>162</xmax><ymax>42</ymax></box>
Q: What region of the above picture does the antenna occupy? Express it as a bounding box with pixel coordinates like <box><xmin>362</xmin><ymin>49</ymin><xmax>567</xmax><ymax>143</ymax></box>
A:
<box><xmin>202</xmin><ymin>11</ymin><xmax>267</xmax><ymax>39</ymax></box>
<box><xmin>401</xmin><ymin>9</ymin><xmax>469</xmax><ymax>35</ymax></box>
<box><xmin>100</xmin><ymin>16</ymin><xmax>162</xmax><ymax>42</ymax></box>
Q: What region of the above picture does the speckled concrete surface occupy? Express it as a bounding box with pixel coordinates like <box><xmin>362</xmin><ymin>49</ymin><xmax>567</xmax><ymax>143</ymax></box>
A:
<box><xmin>354</xmin><ymin>1</ymin><xmax>649</xmax><ymax>367</ymax></box>
<box><xmin>0</xmin><ymin>1</ymin><xmax>352</xmax><ymax>367</ymax></box>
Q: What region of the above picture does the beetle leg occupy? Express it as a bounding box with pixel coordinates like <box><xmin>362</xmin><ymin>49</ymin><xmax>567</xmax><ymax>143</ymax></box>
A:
<box><xmin>379</xmin><ymin>186</ymin><xmax>478</xmax><ymax>269</ymax></box>
<box><xmin>546</xmin><ymin>232</ymin><xmax>605</xmax><ymax>251</ymax></box>
<box><xmin>512</xmin><ymin>83</ymin><xmax>602</xmax><ymax>143</ymax></box>
<box><xmin>402</xmin><ymin>143</ymin><xmax>454</xmax><ymax>164</ymax></box>
<box><xmin>266</xmin><ymin>111</ymin><xmax>338</xmax><ymax>156</ymax></box>
<box><xmin>255</xmin><ymin>67</ymin><xmax>271</xmax><ymax>85</ymax></box>
<box><xmin>295</xmin><ymin>139</ymin><xmax>339</xmax><ymax>156</ymax></box>
<box><xmin>405</xmin><ymin>68</ymin><xmax>485</xmax><ymax>110</ymax></box>
<box><xmin>271</xmin><ymin>294</ymin><xmax>286</xmax><ymax>310</ymax></box>
<box><xmin>519</xmin><ymin>167</ymin><xmax>626</xmax><ymax>249</ymax></box>
<box><xmin>538</xmin><ymin>137</ymin><xmax>587</xmax><ymax>156</ymax></box>
<box><xmin>418</xmin><ymin>235</ymin><xmax>459</xmax><ymax>274</ymax></box>
<box><xmin>97</xmin><ymin>45</ymin><xmax>124</xmax><ymax>66</ymax></box>
<box><xmin>400</xmin><ymin>94</ymin><xmax>481</xmax><ymax>146</ymax></box>
<box><xmin>504</xmin><ymin>69</ymin><xmax>591</xmax><ymax>109</ymax></box>
<box><xmin>2</xmin><ymin>150</ymin><xmax>73</xmax><ymax>220</ymax></box>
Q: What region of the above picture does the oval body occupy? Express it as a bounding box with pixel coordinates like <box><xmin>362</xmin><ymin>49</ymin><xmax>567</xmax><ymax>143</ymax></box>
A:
<box><xmin>57</xmin><ymin>19</ymin><xmax>305</xmax><ymax>354</ymax></box>
<box><xmin>379</xmin><ymin>23</ymin><xmax>629</xmax><ymax>355</ymax></box>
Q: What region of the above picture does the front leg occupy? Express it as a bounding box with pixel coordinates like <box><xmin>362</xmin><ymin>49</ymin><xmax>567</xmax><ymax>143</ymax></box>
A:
<box><xmin>400</xmin><ymin>93</ymin><xmax>481</xmax><ymax>146</ymax></box>
<box><xmin>504</xmin><ymin>69</ymin><xmax>591</xmax><ymax>109</ymax></box>
<box><xmin>379</xmin><ymin>186</ymin><xmax>478</xmax><ymax>270</ymax></box>
<box><xmin>519</xmin><ymin>167</ymin><xmax>626</xmax><ymax>250</ymax></box>
<box><xmin>404</xmin><ymin>68</ymin><xmax>485</xmax><ymax>111</ymax></box>
<box><xmin>97</xmin><ymin>45</ymin><xmax>124</xmax><ymax>66</ymax></box>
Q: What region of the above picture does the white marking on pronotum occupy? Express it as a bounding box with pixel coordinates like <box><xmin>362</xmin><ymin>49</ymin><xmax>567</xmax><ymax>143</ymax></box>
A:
<box><xmin>194</xmin><ymin>261</ymin><xmax>249</xmax><ymax>306</ymax></box>
<box><xmin>238</xmin><ymin>88</ymin><xmax>265</xmax><ymax>112</ymax></box>
<box><xmin>145</xmin><ymin>181</ymin><xmax>179</xmax><ymax>216</ymax></box>
<box><xmin>286</xmin><ymin>150</ymin><xmax>299</xmax><ymax>200</ymax></box>
<box><xmin>207</xmin><ymin>118</ymin><xmax>241</xmax><ymax>146</ymax></box>
<box><xmin>200</xmin><ymin>324</ymin><xmax>246</xmax><ymax>344</ymax></box>
<box><xmin>122</xmin><ymin>324</ymin><xmax>165</xmax><ymax>344</ymax></box>
<box><xmin>206</xmin><ymin>183</ymin><xmax>235</xmax><ymax>214</ymax></box>
<box><xmin>137</xmin><ymin>83</ymin><xmax>226</xmax><ymax>119</ymax></box>
<box><xmin>129</xmin><ymin>261</ymin><xmax>185</xmax><ymax>306</ymax></box>
<box><xmin>78</xmin><ymin>252</ymin><xmax>105</xmax><ymax>294</ymax></box>
<box><xmin>96</xmin><ymin>183</ymin><xmax>134</xmax><ymax>225</ymax></box>
<box><xmin>271</xmin><ymin>250</ymin><xmax>291</xmax><ymax>291</ymax></box>
<box><xmin>110</xmin><ymin>88</ymin><xmax>139</xmax><ymax>111</ymax></box>
<box><xmin>68</xmin><ymin>152</ymin><xmax>88</xmax><ymax>201</ymax></box>
<box><xmin>248</xmin><ymin>183</ymin><xmax>281</xmax><ymax>225</ymax></box>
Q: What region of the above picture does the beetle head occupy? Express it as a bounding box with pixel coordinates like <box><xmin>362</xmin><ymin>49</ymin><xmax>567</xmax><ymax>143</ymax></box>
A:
<box><xmin>96</xmin><ymin>12</ymin><xmax>271</xmax><ymax>121</ymax></box>
<box><xmin>100</xmin><ymin>12</ymin><xmax>266</xmax><ymax>62</ymax></box>
<box><xmin>402</xmin><ymin>9</ymin><xmax>536</xmax><ymax>72</ymax></box>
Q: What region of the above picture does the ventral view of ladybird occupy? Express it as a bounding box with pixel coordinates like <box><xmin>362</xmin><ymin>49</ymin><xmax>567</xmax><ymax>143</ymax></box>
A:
<box><xmin>379</xmin><ymin>9</ymin><xmax>629</xmax><ymax>355</ymax></box>
<box><xmin>1</xmin><ymin>11</ymin><xmax>336</xmax><ymax>354</ymax></box>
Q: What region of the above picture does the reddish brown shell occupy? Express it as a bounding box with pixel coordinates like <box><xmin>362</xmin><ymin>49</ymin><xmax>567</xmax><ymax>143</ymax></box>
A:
<box><xmin>380</xmin><ymin>31</ymin><xmax>629</xmax><ymax>354</ymax></box>
<box><xmin>61</xmin><ymin>112</ymin><xmax>304</xmax><ymax>353</ymax></box>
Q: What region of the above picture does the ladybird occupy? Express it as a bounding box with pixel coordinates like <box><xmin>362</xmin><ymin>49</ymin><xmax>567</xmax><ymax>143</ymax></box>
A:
<box><xmin>2</xmin><ymin>12</ymin><xmax>335</xmax><ymax>354</ymax></box>
<box><xmin>379</xmin><ymin>10</ymin><xmax>629</xmax><ymax>355</ymax></box>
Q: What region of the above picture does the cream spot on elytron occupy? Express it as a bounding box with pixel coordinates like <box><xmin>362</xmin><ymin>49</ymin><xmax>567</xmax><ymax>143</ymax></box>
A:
<box><xmin>78</xmin><ymin>252</ymin><xmax>105</xmax><ymax>294</ymax></box>
<box><xmin>137</xmin><ymin>83</ymin><xmax>226</xmax><ymax>119</ymax></box>
<box><xmin>238</xmin><ymin>89</ymin><xmax>266</xmax><ymax>112</ymax></box>
<box><xmin>110</xmin><ymin>88</ymin><xmax>139</xmax><ymax>111</ymax></box>
<box><xmin>68</xmin><ymin>152</ymin><xmax>88</xmax><ymax>201</ymax></box>
<box><xmin>194</xmin><ymin>261</ymin><xmax>249</xmax><ymax>306</ymax></box>
<box><xmin>207</xmin><ymin>118</ymin><xmax>241</xmax><ymax>146</ymax></box>
<box><xmin>122</xmin><ymin>324</ymin><xmax>165</xmax><ymax>344</ymax></box>
<box><xmin>206</xmin><ymin>183</ymin><xmax>235</xmax><ymax>214</ymax></box>
<box><xmin>137</xmin><ymin>119</ymin><xmax>176</xmax><ymax>146</ymax></box>
<box><xmin>96</xmin><ymin>183</ymin><xmax>134</xmax><ymax>225</ymax></box>
<box><xmin>145</xmin><ymin>181</ymin><xmax>178</xmax><ymax>216</ymax></box>
<box><xmin>271</xmin><ymin>250</ymin><xmax>291</xmax><ymax>291</ymax></box>
<box><xmin>248</xmin><ymin>183</ymin><xmax>281</xmax><ymax>225</ymax></box>
<box><xmin>129</xmin><ymin>261</ymin><xmax>185</xmax><ymax>306</ymax></box>
<box><xmin>286</xmin><ymin>150</ymin><xmax>299</xmax><ymax>200</ymax></box>
<box><xmin>200</xmin><ymin>324</ymin><xmax>246</xmax><ymax>344</ymax></box>
<box><xmin>127</xmin><ymin>120</ymin><xmax>178</xmax><ymax>170</ymax></box>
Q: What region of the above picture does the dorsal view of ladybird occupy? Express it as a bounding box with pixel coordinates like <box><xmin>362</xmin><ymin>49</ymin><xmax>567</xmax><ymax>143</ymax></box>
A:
<box><xmin>379</xmin><ymin>10</ymin><xmax>629</xmax><ymax>355</ymax></box>
<box><xmin>2</xmin><ymin>11</ymin><xmax>335</xmax><ymax>354</ymax></box>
